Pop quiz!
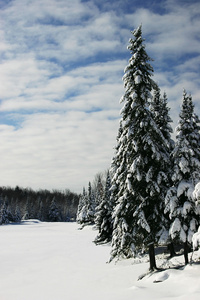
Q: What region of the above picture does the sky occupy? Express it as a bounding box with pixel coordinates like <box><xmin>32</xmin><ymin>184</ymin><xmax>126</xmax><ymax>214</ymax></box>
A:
<box><xmin>0</xmin><ymin>0</ymin><xmax>200</xmax><ymax>193</ymax></box>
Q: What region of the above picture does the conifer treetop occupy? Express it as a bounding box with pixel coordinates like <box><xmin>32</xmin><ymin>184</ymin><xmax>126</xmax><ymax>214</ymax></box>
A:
<box><xmin>121</xmin><ymin>25</ymin><xmax>156</xmax><ymax>108</ymax></box>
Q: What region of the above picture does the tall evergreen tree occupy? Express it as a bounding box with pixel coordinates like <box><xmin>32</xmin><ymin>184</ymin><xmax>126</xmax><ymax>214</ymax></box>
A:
<box><xmin>110</xmin><ymin>26</ymin><xmax>170</xmax><ymax>269</ymax></box>
<box><xmin>150</xmin><ymin>87</ymin><xmax>175</xmax><ymax>253</ymax></box>
<box><xmin>165</xmin><ymin>90</ymin><xmax>200</xmax><ymax>264</ymax></box>
<box><xmin>94</xmin><ymin>171</ymin><xmax>113</xmax><ymax>244</ymax></box>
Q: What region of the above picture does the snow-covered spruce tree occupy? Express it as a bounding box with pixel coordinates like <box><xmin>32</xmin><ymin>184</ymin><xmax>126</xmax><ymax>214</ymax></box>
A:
<box><xmin>150</xmin><ymin>87</ymin><xmax>176</xmax><ymax>256</ymax></box>
<box><xmin>109</xmin><ymin>120</ymin><xmax>123</xmax><ymax>216</ymax></box>
<box><xmin>76</xmin><ymin>183</ymin><xmax>95</xmax><ymax>225</ymax></box>
<box><xmin>48</xmin><ymin>197</ymin><xmax>62</xmax><ymax>222</ymax></box>
<box><xmin>94</xmin><ymin>171</ymin><xmax>113</xmax><ymax>244</ymax></box>
<box><xmin>22</xmin><ymin>197</ymin><xmax>31</xmax><ymax>220</ymax></box>
<box><xmin>150</xmin><ymin>87</ymin><xmax>174</xmax><ymax>151</ymax></box>
<box><xmin>76</xmin><ymin>187</ymin><xmax>87</xmax><ymax>224</ymax></box>
<box><xmin>110</xmin><ymin>26</ymin><xmax>170</xmax><ymax>270</ymax></box>
<box><xmin>93</xmin><ymin>173</ymin><xmax>104</xmax><ymax>208</ymax></box>
<box><xmin>36</xmin><ymin>197</ymin><xmax>45</xmax><ymax>221</ymax></box>
<box><xmin>86</xmin><ymin>181</ymin><xmax>96</xmax><ymax>224</ymax></box>
<box><xmin>165</xmin><ymin>90</ymin><xmax>200</xmax><ymax>264</ymax></box>
<box><xmin>0</xmin><ymin>201</ymin><xmax>10</xmax><ymax>225</ymax></box>
<box><xmin>14</xmin><ymin>204</ymin><xmax>22</xmax><ymax>223</ymax></box>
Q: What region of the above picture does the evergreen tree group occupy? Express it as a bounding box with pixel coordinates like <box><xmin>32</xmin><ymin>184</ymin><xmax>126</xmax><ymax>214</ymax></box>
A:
<box><xmin>0</xmin><ymin>186</ymin><xmax>79</xmax><ymax>224</ymax></box>
<box><xmin>165</xmin><ymin>90</ymin><xmax>200</xmax><ymax>263</ymax></box>
<box><xmin>77</xmin><ymin>25</ymin><xmax>200</xmax><ymax>269</ymax></box>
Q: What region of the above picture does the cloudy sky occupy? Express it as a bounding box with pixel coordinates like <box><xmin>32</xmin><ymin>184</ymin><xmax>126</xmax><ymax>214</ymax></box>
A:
<box><xmin>0</xmin><ymin>0</ymin><xmax>200</xmax><ymax>193</ymax></box>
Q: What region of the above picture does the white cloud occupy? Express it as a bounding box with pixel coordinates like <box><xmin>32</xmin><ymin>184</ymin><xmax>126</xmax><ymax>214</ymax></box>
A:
<box><xmin>129</xmin><ymin>3</ymin><xmax>200</xmax><ymax>57</ymax></box>
<box><xmin>0</xmin><ymin>111</ymin><xmax>119</xmax><ymax>192</ymax></box>
<box><xmin>128</xmin><ymin>1</ymin><xmax>200</xmax><ymax>127</ymax></box>
<box><xmin>0</xmin><ymin>59</ymin><xmax>124</xmax><ymax>113</ymax></box>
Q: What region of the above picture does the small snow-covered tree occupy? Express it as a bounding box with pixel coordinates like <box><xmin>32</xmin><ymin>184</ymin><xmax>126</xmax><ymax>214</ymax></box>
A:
<box><xmin>14</xmin><ymin>204</ymin><xmax>21</xmax><ymax>223</ymax></box>
<box><xmin>76</xmin><ymin>188</ymin><xmax>88</xmax><ymax>224</ymax></box>
<box><xmin>94</xmin><ymin>171</ymin><xmax>113</xmax><ymax>244</ymax></box>
<box><xmin>48</xmin><ymin>197</ymin><xmax>61</xmax><ymax>222</ymax></box>
<box><xmin>0</xmin><ymin>202</ymin><xmax>10</xmax><ymax>225</ymax></box>
<box><xmin>36</xmin><ymin>197</ymin><xmax>45</xmax><ymax>221</ymax></box>
<box><xmin>76</xmin><ymin>183</ymin><xmax>95</xmax><ymax>225</ymax></box>
<box><xmin>93</xmin><ymin>173</ymin><xmax>104</xmax><ymax>207</ymax></box>
<box><xmin>110</xmin><ymin>26</ymin><xmax>170</xmax><ymax>269</ymax></box>
<box><xmin>86</xmin><ymin>182</ymin><xmax>95</xmax><ymax>224</ymax></box>
<box><xmin>165</xmin><ymin>90</ymin><xmax>200</xmax><ymax>264</ymax></box>
<box><xmin>22</xmin><ymin>197</ymin><xmax>31</xmax><ymax>220</ymax></box>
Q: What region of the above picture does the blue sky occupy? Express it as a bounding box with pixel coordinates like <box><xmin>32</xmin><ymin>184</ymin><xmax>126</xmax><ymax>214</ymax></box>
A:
<box><xmin>0</xmin><ymin>0</ymin><xmax>200</xmax><ymax>193</ymax></box>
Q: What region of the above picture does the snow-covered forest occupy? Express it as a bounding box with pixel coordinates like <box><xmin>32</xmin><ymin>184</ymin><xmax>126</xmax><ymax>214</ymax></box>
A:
<box><xmin>77</xmin><ymin>25</ymin><xmax>200</xmax><ymax>268</ymax></box>
<box><xmin>0</xmin><ymin>186</ymin><xmax>79</xmax><ymax>223</ymax></box>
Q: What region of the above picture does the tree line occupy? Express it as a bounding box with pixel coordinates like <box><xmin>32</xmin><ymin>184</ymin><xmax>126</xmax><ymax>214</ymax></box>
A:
<box><xmin>76</xmin><ymin>25</ymin><xmax>200</xmax><ymax>270</ymax></box>
<box><xmin>0</xmin><ymin>186</ymin><xmax>79</xmax><ymax>224</ymax></box>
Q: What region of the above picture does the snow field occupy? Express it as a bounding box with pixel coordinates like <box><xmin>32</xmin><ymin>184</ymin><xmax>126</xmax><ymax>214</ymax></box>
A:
<box><xmin>0</xmin><ymin>221</ymin><xmax>199</xmax><ymax>300</ymax></box>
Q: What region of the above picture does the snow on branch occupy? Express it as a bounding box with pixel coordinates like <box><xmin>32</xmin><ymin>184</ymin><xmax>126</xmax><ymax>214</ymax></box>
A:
<box><xmin>192</xmin><ymin>226</ymin><xmax>200</xmax><ymax>250</ymax></box>
<box><xmin>177</xmin><ymin>181</ymin><xmax>193</xmax><ymax>198</ymax></box>
<box><xmin>193</xmin><ymin>182</ymin><xmax>200</xmax><ymax>203</ymax></box>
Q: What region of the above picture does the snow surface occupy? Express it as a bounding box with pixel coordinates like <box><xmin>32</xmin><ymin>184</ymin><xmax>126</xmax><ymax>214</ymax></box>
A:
<box><xmin>0</xmin><ymin>220</ymin><xmax>200</xmax><ymax>300</ymax></box>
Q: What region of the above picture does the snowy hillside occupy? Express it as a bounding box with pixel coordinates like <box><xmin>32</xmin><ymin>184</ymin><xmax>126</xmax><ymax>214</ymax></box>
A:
<box><xmin>0</xmin><ymin>221</ymin><xmax>199</xmax><ymax>300</ymax></box>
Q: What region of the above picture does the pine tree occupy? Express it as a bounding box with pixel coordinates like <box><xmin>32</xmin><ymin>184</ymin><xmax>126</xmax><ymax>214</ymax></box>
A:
<box><xmin>165</xmin><ymin>90</ymin><xmax>200</xmax><ymax>264</ymax></box>
<box><xmin>37</xmin><ymin>198</ymin><xmax>45</xmax><ymax>221</ymax></box>
<box><xmin>0</xmin><ymin>202</ymin><xmax>10</xmax><ymax>225</ymax></box>
<box><xmin>150</xmin><ymin>88</ymin><xmax>174</xmax><ymax>151</ymax></box>
<box><xmin>110</xmin><ymin>26</ymin><xmax>170</xmax><ymax>269</ymax></box>
<box><xmin>86</xmin><ymin>182</ymin><xmax>95</xmax><ymax>224</ymax></box>
<box><xmin>94</xmin><ymin>171</ymin><xmax>113</xmax><ymax>244</ymax></box>
<box><xmin>76</xmin><ymin>183</ymin><xmax>95</xmax><ymax>225</ymax></box>
<box><xmin>22</xmin><ymin>197</ymin><xmax>31</xmax><ymax>220</ymax></box>
<box><xmin>150</xmin><ymin>87</ymin><xmax>175</xmax><ymax>255</ymax></box>
<box><xmin>94</xmin><ymin>174</ymin><xmax>104</xmax><ymax>208</ymax></box>
<box><xmin>48</xmin><ymin>197</ymin><xmax>61</xmax><ymax>222</ymax></box>
<box><xmin>76</xmin><ymin>187</ymin><xmax>88</xmax><ymax>224</ymax></box>
<box><xmin>14</xmin><ymin>204</ymin><xmax>21</xmax><ymax>223</ymax></box>
<box><xmin>91</xmin><ymin>173</ymin><xmax>104</xmax><ymax>204</ymax></box>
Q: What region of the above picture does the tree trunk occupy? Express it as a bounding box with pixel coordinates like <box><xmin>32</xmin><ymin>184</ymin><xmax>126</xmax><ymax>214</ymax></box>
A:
<box><xmin>184</xmin><ymin>242</ymin><xmax>189</xmax><ymax>265</ymax></box>
<box><xmin>149</xmin><ymin>243</ymin><xmax>157</xmax><ymax>271</ymax></box>
<box><xmin>168</xmin><ymin>242</ymin><xmax>176</xmax><ymax>258</ymax></box>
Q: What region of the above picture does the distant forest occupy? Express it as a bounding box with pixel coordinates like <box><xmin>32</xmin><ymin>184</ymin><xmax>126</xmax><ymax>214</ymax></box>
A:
<box><xmin>0</xmin><ymin>186</ymin><xmax>79</xmax><ymax>224</ymax></box>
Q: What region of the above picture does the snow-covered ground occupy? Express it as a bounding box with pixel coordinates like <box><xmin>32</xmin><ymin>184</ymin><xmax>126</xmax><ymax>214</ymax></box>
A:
<box><xmin>0</xmin><ymin>220</ymin><xmax>199</xmax><ymax>300</ymax></box>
